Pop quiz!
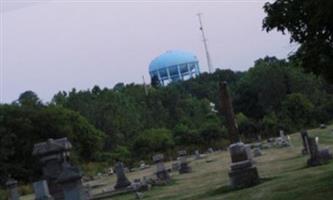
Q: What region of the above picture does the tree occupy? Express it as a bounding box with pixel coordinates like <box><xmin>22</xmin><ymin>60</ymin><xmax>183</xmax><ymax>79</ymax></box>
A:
<box><xmin>133</xmin><ymin>128</ymin><xmax>174</xmax><ymax>158</ymax></box>
<box><xmin>263</xmin><ymin>0</ymin><xmax>333</xmax><ymax>82</ymax></box>
<box><xmin>17</xmin><ymin>91</ymin><xmax>42</xmax><ymax>107</ymax></box>
<box><xmin>279</xmin><ymin>93</ymin><xmax>314</xmax><ymax>130</ymax></box>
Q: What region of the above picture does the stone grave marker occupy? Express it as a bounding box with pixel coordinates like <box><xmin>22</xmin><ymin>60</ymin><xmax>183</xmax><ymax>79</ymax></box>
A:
<box><xmin>152</xmin><ymin>154</ymin><xmax>170</xmax><ymax>182</ymax></box>
<box><xmin>32</xmin><ymin>138</ymin><xmax>72</xmax><ymax>200</ymax></box>
<box><xmin>6</xmin><ymin>178</ymin><xmax>20</xmax><ymax>200</ymax></box>
<box><xmin>219</xmin><ymin>81</ymin><xmax>259</xmax><ymax>188</ymax></box>
<box><xmin>57</xmin><ymin>161</ymin><xmax>87</xmax><ymax>200</ymax></box>
<box><xmin>300</xmin><ymin>130</ymin><xmax>310</xmax><ymax>155</ymax></box>
<box><xmin>178</xmin><ymin>150</ymin><xmax>191</xmax><ymax>174</ymax></box>
<box><xmin>194</xmin><ymin>150</ymin><xmax>202</xmax><ymax>160</ymax></box>
<box><xmin>33</xmin><ymin>180</ymin><xmax>53</xmax><ymax>200</ymax></box>
<box><xmin>114</xmin><ymin>162</ymin><xmax>131</xmax><ymax>190</ymax></box>
<box><xmin>253</xmin><ymin>148</ymin><xmax>262</xmax><ymax>157</ymax></box>
<box><xmin>307</xmin><ymin>136</ymin><xmax>333</xmax><ymax>166</ymax></box>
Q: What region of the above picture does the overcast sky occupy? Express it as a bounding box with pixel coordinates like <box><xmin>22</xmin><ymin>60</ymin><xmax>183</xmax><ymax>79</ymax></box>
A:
<box><xmin>0</xmin><ymin>0</ymin><xmax>295</xmax><ymax>103</ymax></box>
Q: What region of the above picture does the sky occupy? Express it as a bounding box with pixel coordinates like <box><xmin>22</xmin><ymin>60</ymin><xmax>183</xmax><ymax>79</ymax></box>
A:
<box><xmin>0</xmin><ymin>0</ymin><xmax>295</xmax><ymax>103</ymax></box>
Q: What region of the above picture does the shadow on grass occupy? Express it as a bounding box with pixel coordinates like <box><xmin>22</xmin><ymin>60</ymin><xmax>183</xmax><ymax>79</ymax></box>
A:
<box><xmin>182</xmin><ymin>177</ymin><xmax>276</xmax><ymax>200</ymax></box>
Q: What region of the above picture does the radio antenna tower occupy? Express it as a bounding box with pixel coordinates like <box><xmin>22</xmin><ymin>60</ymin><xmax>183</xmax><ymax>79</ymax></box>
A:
<box><xmin>197</xmin><ymin>13</ymin><xmax>214</xmax><ymax>73</ymax></box>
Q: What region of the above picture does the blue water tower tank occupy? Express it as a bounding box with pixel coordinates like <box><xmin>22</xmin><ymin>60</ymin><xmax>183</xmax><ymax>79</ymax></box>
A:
<box><xmin>149</xmin><ymin>50</ymin><xmax>200</xmax><ymax>86</ymax></box>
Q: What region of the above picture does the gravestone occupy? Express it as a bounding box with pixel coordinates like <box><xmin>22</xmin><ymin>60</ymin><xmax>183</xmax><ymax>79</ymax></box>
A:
<box><xmin>207</xmin><ymin>147</ymin><xmax>214</xmax><ymax>153</ymax></box>
<box><xmin>178</xmin><ymin>150</ymin><xmax>191</xmax><ymax>174</ymax></box>
<box><xmin>253</xmin><ymin>148</ymin><xmax>262</xmax><ymax>157</ymax></box>
<box><xmin>114</xmin><ymin>162</ymin><xmax>131</xmax><ymax>190</ymax></box>
<box><xmin>33</xmin><ymin>138</ymin><xmax>72</xmax><ymax>200</ymax></box>
<box><xmin>152</xmin><ymin>154</ymin><xmax>170</xmax><ymax>182</ymax></box>
<box><xmin>33</xmin><ymin>180</ymin><xmax>53</xmax><ymax>200</ymax></box>
<box><xmin>219</xmin><ymin>82</ymin><xmax>259</xmax><ymax>188</ymax></box>
<box><xmin>57</xmin><ymin>162</ymin><xmax>87</xmax><ymax>200</ymax></box>
<box><xmin>6</xmin><ymin>178</ymin><xmax>20</xmax><ymax>200</ymax></box>
<box><xmin>300</xmin><ymin>130</ymin><xmax>310</xmax><ymax>155</ymax></box>
<box><xmin>171</xmin><ymin>162</ymin><xmax>180</xmax><ymax>171</ymax></box>
<box><xmin>307</xmin><ymin>136</ymin><xmax>333</xmax><ymax>166</ymax></box>
<box><xmin>194</xmin><ymin>150</ymin><xmax>202</xmax><ymax>160</ymax></box>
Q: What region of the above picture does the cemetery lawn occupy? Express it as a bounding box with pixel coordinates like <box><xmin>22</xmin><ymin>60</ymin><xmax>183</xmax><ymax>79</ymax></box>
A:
<box><xmin>22</xmin><ymin>125</ymin><xmax>333</xmax><ymax>200</ymax></box>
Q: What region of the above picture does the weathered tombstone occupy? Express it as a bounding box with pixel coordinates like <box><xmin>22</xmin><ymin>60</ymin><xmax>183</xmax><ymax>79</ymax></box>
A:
<box><xmin>300</xmin><ymin>130</ymin><xmax>310</xmax><ymax>155</ymax></box>
<box><xmin>307</xmin><ymin>136</ymin><xmax>333</xmax><ymax>166</ymax></box>
<box><xmin>114</xmin><ymin>162</ymin><xmax>131</xmax><ymax>190</ymax></box>
<box><xmin>171</xmin><ymin>162</ymin><xmax>180</xmax><ymax>171</ymax></box>
<box><xmin>253</xmin><ymin>148</ymin><xmax>262</xmax><ymax>157</ymax></box>
<box><xmin>194</xmin><ymin>150</ymin><xmax>202</xmax><ymax>160</ymax></box>
<box><xmin>320</xmin><ymin>124</ymin><xmax>326</xmax><ymax>129</ymax></box>
<box><xmin>152</xmin><ymin>154</ymin><xmax>170</xmax><ymax>182</ymax></box>
<box><xmin>219</xmin><ymin>82</ymin><xmax>259</xmax><ymax>188</ymax></box>
<box><xmin>32</xmin><ymin>138</ymin><xmax>72</xmax><ymax>200</ymax></box>
<box><xmin>6</xmin><ymin>178</ymin><xmax>20</xmax><ymax>200</ymax></box>
<box><xmin>178</xmin><ymin>150</ymin><xmax>191</xmax><ymax>174</ymax></box>
<box><xmin>207</xmin><ymin>147</ymin><xmax>214</xmax><ymax>153</ymax></box>
<box><xmin>33</xmin><ymin>180</ymin><xmax>53</xmax><ymax>200</ymax></box>
<box><xmin>57</xmin><ymin>162</ymin><xmax>87</xmax><ymax>200</ymax></box>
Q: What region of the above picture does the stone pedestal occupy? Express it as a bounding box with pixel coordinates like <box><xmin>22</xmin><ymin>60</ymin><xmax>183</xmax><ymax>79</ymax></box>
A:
<box><xmin>152</xmin><ymin>154</ymin><xmax>170</xmax><ymax>182</ymax></box>
<box><xmin>114</xmin><ymin>162</ymin><xmax>131</xmax><ymax>190</ymax></box>
<box><xmin>228</xmin><ymin>143</ymin><xmax>259</xmax><ymax>188</ymax></box>
<box><xmin>57</xmin><ymin>162</ymin><xmax>87</xmax><ymax>200</ymax></box>
<box><xmin>33</xmin><ymin>180</ymin><xmax>53</xmax><ymax>200</ymax></box>
<box><xmin>6</xmin><ymin>179</ymin><xmax>20</xmax><ymax>200</ymax></box>
<box><xmin>33</xmin><ymin>138</ymin><xmax>72</xmax><ymax>200</ymax></box>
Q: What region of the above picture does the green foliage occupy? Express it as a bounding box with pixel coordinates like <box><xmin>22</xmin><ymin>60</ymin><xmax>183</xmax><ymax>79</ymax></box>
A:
<box><xmin>1</xmin><ymin>57</ymin><xmax>332</xmax><ymax>185</ymax></box>
<box><xmin>279</xmin><ymin>93</ymin><xmax>314</xmax><ymax>131</ymax></box>
<box><xmin>263</xmin><ymin>0</ymin><xmax>333</xmax><ymax>82</ymax></box>
<box><xmin>0</xmin><ymin>103</ymin><xmax>105</xmax><ymax>183</ymax></box>
<box><xmin>133</xmin><ymin>128</ymin><xmax>174</xmax><ymax>158</ymax></box>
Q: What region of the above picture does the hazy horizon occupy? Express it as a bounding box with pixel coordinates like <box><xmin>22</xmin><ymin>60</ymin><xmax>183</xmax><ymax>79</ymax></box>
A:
<box><xmin>0</xmin><ymin>0</ymin><xmax>295</xmax><ymax>103</ymax></box>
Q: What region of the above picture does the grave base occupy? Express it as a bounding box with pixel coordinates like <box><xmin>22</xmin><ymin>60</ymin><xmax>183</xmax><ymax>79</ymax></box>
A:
<box><xmin>228</xmin><ymin>166</ymin><xmax>259</xmax><ymax>189</ymax></box>
<box><xmin>179</xmin><ymin>163</ymin><xmax>192</xmax><ymax>174</ymax></box>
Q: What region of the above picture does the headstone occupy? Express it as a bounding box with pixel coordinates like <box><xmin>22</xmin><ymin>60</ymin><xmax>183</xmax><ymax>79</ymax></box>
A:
<box><xmin>6</xmin><ymin>178</ymin><xmax>20</xmax><ymax>200</ymax></box>
<box><xmin>219</xmin><ymin>82</ymin><xmax>259</xmax><ymax>188</ymax></box>
<box><xmin>320</xmin><ymin>124</ymin><xmax>326</xmax><ymax>129</ymax></box>
<box><xmin>114</xmin><ymin>162</ymin><xmax>131</xmax><ymax>190</ymax></box>
<box><xmin>32</xmin><ymin>138</ymin><xmax>72</xmax><ymax>200</ymax></box>
<box><xmin>57</xmin><ymin>162</ymin><xmax>87</xmax><ymax>200</ymax></box>
<box><xmin>253</xmin><ymin>148</ymin><xmax>262</xmax><ymax>157</ymax></box>
<box><xmin>33</xmin><ymin>180</ymin><xmax>53</xmax><ymax>200</ymax></box>
<box><xmin>307</xmin><ymin>136</ymin><xmax>333</xmax><ymax>166</ymax></box>
<box><xmin>152</xmin><ymin>154</ymin><xmax>170</xmax><ymax>182</ymax></box>
<box><xmin>207</xmin><ymin>147</ymin><xmax>214</xmax><ymax>153</ymax></box>
<box><xmin>171</xmin><ymin>162</ymin><xmax>180</xmax><ymax>171</ymax></box>
<box><xmin>275</xmin><ymin>130</ymin><xmax>290</xmax><ymax>148</ymax></box>
<box><xmin>178</xmin><ymin>150</ymin><xmax>191</xmax><ymax>174</ymax></box>
<box><xmin>194</xmin><ymin>150</ymin><xmax>202</xmax><ymax>160</ymax></box>
<box><xmin>300</xmin><ymin>130</ymin><xmax>310</xmax><ymax>155</ymax></box>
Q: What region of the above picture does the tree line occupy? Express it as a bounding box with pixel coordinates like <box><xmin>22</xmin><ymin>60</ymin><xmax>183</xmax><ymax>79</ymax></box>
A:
<box><xmin>1</xmin><ymin>56</ymin><xmax>332</xmax><ymax>184</ymax></box>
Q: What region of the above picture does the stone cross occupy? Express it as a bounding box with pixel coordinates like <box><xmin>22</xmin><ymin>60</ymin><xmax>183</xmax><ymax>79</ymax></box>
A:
<box><xmin>219</xmin><ymin>81</ymin><xmax>259</xmax><ymax>188</ymax></box>
<box><xmin>33</xmin><ymin>180</ymin><xmax>53</xmax><ymax>200</ymax></box>
<box><xmin>6</xmin><ymin>178</ymin><xmax>20</xmax><ymax>200</ymax></box>
<box><xmin>219</xmin><ymin>81</ymin><xmax>240</xmax><ymax>143</ymax></box>
<box><xmin>114</xmin><ymin>162</ymin><xmax>131</xmax><ymax>190</ymax></box>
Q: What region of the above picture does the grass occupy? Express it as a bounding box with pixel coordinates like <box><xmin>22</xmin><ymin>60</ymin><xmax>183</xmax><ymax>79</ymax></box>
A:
<box><xmin>20</xmin><ymin>125</ymin><xmax>333</xmax><ymax>200</ymax></box>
